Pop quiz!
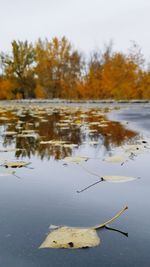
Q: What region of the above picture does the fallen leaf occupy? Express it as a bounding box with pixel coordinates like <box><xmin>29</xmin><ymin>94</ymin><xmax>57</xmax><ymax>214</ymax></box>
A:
<box><xmin>21</xmin><ymin>130</ymin><xmax>37</xmax><ymax>134</ymax></box>
<box><xmin>39</xmin><ymin>206</ymin><xmax>128</xmax><ymax>249</ymax></box>
<box><xmin>63</xmin><ymin>144</ymin><xmax>78</xmax><ymax>148</ymax></box>
<box><xmin>3</xmin><ymin>131</ymin><xmax>17</xmax><ymax>136</ymax></box>
<box><xmin>17</xmin><ymin>134</ymin><xmax>39</xmax><ymax>138</ymax></box>
<box><xmin>40</xmin><ymin>140</ymin><xmax>65</xmax><ymax>146</ymax></box>
<box><xmin>88</xmin><ymin>141</ymin><xmax>99</xmax><ymax>145</ymax></box>
<box><xmin>39</xmin><ymin>227</ymin><xmax>100</xmax><ymax>249</ymax></box>
<box><xmin>89</xmin><ymin>122</ymin><xmax>100</xmax><ymax>126</ymax></box>
<box><xmin>3</xmin><ymin>161</ymin><xmax>30</xmax><ymax>168</ymax></box>
<box><xmin>63</xmin><ymin>156</ymin><xmax>89</xmax><ymax>164</ymax></box>
<box><xmin>123</xmin><ymin>144</ymin><xmax>147</xmax><ymax>154</ymax></box>
<box><xmin>0</xmin><ymin>148</ymin><xmax>22</xmax><ymax>152</ymax></box>
<box><xmin>104</xmin><ymin>155</ymin><xmax>128</xmax><ymax>163</ymax></box>
<box><xmin>101</xmin><ymin>175</ymin><xmax>136</xmax><ymax>183</ymax></box>
<box><xmin>0</xmin><ymin>171</ymin><xmax>15</xmax><ymax>176</ymax></box>
<box><xmin>98</xmin><ymin>124</ymin><xmax>108</xmax><ymax>127</ymax></box>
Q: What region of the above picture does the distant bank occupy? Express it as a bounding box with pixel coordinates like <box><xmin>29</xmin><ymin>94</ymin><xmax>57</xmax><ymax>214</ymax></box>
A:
<box><xmin>0</xmin><ymin>99</ymin><xmax>149</xmax><ymax>105</ymax></box>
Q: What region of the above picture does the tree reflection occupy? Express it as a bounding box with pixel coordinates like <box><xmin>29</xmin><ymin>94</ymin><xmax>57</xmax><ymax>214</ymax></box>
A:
<box><xmin>0</xmin><ymin>106</ymin><xmax>138</xmax><ymax>160</ymax></box>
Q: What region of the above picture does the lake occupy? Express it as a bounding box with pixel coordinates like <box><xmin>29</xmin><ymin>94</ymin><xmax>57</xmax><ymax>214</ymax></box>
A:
<box><xmin>0</xmin><ymin>101</ymin><xmax>150</xmax><ymax>267</ymax></box>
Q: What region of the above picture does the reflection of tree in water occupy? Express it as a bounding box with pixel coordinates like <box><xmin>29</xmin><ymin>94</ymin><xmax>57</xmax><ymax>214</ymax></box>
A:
<box><xmin>1</xmin><ymin>109</ymin><xmax>83</xmax><ymax>160</ymax></box>
<box><xmin>0</xmin><ymin>107</ymin><xmax>138</xmax><ymax>160</ymax></box>
<box><xmin>83</xmin><ymin>109</ymin><xmax>138</xmax><ymax>151</ymax></box>
<box><xmin>100</xmin><ymin>122</ymin><xmax>137</xmax><ymax>149</ymax></box>
<box><xmin>87</xmin><ymin>122</ymin><xmax>137</xmax><ymax>151</ymax></box>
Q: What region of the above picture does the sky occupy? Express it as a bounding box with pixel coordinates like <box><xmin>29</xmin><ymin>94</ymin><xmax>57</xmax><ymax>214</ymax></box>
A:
<box><xmin>1</xmin><ymin>0</ymin><xmax>150</xmax><ymax>60</ymax></box>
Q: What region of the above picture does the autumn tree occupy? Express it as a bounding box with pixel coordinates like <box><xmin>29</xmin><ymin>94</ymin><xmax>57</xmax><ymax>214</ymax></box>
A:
<box><xmin>0</xmin><ymin>38</ymin><xmax>150</xmax><ymax>100</ymax></box>
<box><xmin>138</xmin><ymin>70</ymin><xmax>150</xmax><ymax>99</ymax></box>
<box><xmin>82</xmin><ymin>44</ymin><xmax>114</xmax><ymax>99</ymax></box>
<box><xmin>0</xmin><ymin>76</ymin><xmax>16</xmax><ymax>99</ymax></box>
<box><xmin>0</xmin><ymin>40</ymin><xmax>35</xmax><ymax>98</ymax></box>
<box><xmin>84</xmin><ymin>42</ymin><xmax>148</xmax><ymax>100</ymax></box>
<box><xmin>35</xmin><ymin>37</ymin><xmax>83</xmax><ymax>98</ymax></box>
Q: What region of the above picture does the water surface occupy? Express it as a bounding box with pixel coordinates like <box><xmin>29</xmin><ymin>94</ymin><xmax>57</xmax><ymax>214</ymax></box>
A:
<box><xmin>0</xmin><ymin>102</ymin><xmax>150</xmax><ymax>267</ymax></box>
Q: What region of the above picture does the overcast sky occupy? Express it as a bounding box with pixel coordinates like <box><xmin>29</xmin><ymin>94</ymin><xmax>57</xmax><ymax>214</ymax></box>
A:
<box><xmin>1</xmin><ymin>0</ymin><xmax>150</xmax><ymax>60</ymax></box>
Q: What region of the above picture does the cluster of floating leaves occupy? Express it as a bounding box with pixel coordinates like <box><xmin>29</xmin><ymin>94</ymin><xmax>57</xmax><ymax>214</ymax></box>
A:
<box><xmin>104</xmin><ymin>140</ymin><xmax>149</xmax><ymax>164</ymax></box>
<box><xmin>0</xmin><ymin>104</ymin><xmax>138</xmax><ymax>160</ymax></box>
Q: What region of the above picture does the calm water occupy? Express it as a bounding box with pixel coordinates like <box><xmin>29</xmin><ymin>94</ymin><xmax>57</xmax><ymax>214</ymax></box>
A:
<box><xmin>0</xmin><ymin>102</ymin><xmax>150</xmax><ymax>267</ymax></box>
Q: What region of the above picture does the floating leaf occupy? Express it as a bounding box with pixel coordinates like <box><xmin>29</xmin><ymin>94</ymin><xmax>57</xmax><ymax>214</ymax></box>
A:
<box><xmin>0</xmin><ymin>116</ymin><xmax>8</xmax><ymax>121</ymax></box>
<box><xmin>17</xmin><ymin>134</ymin><xmax>39</xmax><ymax>138</ymax></box>
<box><xmin>21</xmin><ymin>130</ymin><xmax>37</xmax><ymax>134</ymax></box>
<box><xmin>3</xmin><ymin>161</ymin><xmax>31</xmax><ymax>168</ymax></box>
<box><xmin>104</xmin><ymin>155</ymin><xmax>128</xmax><ymax>163</ymax></box>
<box><xmin>40</xmin><ymin>140</ymin><xmax>65</xmax><ymax>146</ymax></box>
<box><xmin>98</xmin><ymin>124</ymin><xmax>108</xmax><ymax>127</ymax></box>
<box><xmin>101</xmin><ymin>175</ymin><xmax>136</xmax><ymax>183</ymax></box>
<box><xmin>136</xmin><ymin>139</ymin><xmax>148</xmax><ymax>144</ymax></box>
<box><xmin>41</xmin><ymin>119</ymin><xmax>48</xmax><ymax>122</ymax></box>
<box><xmin>88</xmin><ymin>129</ymin><xmax>97</xmax><ymax>133</ymax></box>
<box><xmin>89</xmin><ymin>122</ymin><xmax>100</xmax><ymax>126</ymax></box>
<box><xmin>63</xmin><ymin>144</ymin><xmax>78</xmax><ymax>148</ymax></box>
<box><xmin>40</xmin><ymin>141</ymin><xmax>53</xmax><ymax>144</ymax></box>
<box><xmin>56</xmin><ymin>123</ymin><xmax>69</xmax><ymax>127</ymax></box>
<box><xmin>88</xmin><ymin>141</ymin><xmax>99</xmax><ymax>145</ymax></box>
<box><xmin>123</xmin><ymin>144</ymin><xmax>147</xmax><ymax>154</ymax></box>
<box><xmin>78</xmin><ymin>166</ymin><xmax>137</xmax><ymax>192</ymax></box>
<box><xmin>0</xmin><ymin>148</ymin><xmax>22</xmax><ymax>153</ymax></box>
<box><xmin>59</xmin><ymin>119</ymin><xmax>71</xmax><ymax>123</ymax></box>
<box><xmin>63</xmin><ymin>156</ymin><xmax>89</xmax><ymax>164</ymax></box>
<box><xmin>3</xmin><ymin>131</ymin><xmax>17</xmax><ymax>136</ymax></box>
<box><xmin>0</xmin><ymin>171</ymin><xmax>15</xmax><ymax>177</ymax></box>
<box><xmin>40</xmin><ymin>227</ymin><xmax>100</xmax><ymax>249</ymax></box>
<box><xmin>39</xmin><ymin>206</ymin><xmax>128</xmax><ymax>249</ymax></box>
<box><xmin>74</xmin><ymin>120</ymin><xmax>82</xmax><ymax>125</ymax></box>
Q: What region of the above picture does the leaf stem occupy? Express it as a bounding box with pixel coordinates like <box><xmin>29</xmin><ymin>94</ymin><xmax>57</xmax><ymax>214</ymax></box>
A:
<box><xmin>93</xmin><ymin>206</ymin><xmax>128</xmax><ymax>230</ymax></box>
<box><xmin>77</xmin><ymin>179</ymin><xmax>102</xmax><ymax>193</ymax></box>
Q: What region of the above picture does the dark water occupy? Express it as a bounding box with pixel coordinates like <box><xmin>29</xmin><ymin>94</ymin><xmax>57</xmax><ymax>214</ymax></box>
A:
<box><xmin>0</xmin><ymin>102</ymin><xmax>150</xmax><ymax>267</ymax></box>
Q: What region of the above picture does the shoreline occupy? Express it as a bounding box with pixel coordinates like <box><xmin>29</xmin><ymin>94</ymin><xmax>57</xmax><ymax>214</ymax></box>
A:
<box><xmin>108</xmin><ymin>104</ymin><xmax>150</xmax><ymax>137</ymax></box>
<box><xmin>0</xmin><ymin>99</ymin><xmax>149</xmax><ymax>105</ymax></box>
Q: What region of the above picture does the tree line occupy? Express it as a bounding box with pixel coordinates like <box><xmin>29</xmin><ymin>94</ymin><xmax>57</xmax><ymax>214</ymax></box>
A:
<box><xmin>0</xmin><ymin>37</ymin><xmax>150</xmax><ymax>100</ymax></box>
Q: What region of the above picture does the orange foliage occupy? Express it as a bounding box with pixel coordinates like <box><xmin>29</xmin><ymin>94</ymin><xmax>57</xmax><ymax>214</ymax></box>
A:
<box><xmin>0</xmin><ymin>38</ymin><xmax>150</xmax><ymax>100</ymax></box>
<box><xmin>35</xmin><ymin>84</ymin><xmax>47</xmax><ymax>99</ymax></box>
<box><xmin>0</xmin><ymin>78</ymin><xmax>17</xmax><ymax>99</ymax></box>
